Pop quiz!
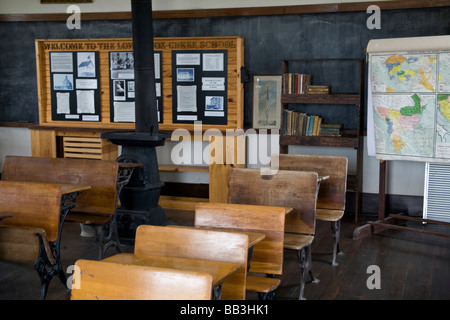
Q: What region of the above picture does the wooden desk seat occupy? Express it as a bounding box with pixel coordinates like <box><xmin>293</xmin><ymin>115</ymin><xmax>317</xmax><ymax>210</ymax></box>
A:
<box><xmin>228</xmin><ymin>168</ymin><xmax>319</xmax><ymax>300</ymax></box>
<box><xmin>275</xmin><ymin>154</ymin><xmax>348</xmax><ymax>266</ymax></box>
<box><xmin>71</xmin><ymin>259</ymin><xmax>213</xmax><ymax>300</ymax></box>
<box><xmin>131</xmin><ymin>225</ymin><xmax>248</xmax><ymax>300</ymax></box>
<box><xmin>284</xmin><ymin>234</ymin><xmax>315</xmax><ymax>250</ymax></box>
<box><xmin>0</xmin><ymin>181</ymin><xmax>62</xmax><ymax>299</ymax></box>
<box><xmin>1</xmin><ymin>156</ymin><xmax>120</xmax><ymax>259</ymax></box>
<box><xmin>0</xmin><ymin>225</ymin><xmax>55</xmax><ymax>266</ymax></box>
<box><xmin>195</xmin><ymin>202</ymin><xmax>287</xmax><ymax>300</ymax></box>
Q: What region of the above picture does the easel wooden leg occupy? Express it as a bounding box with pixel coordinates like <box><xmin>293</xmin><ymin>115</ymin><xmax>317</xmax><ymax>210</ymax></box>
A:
<box><xmin>353</xmin><ymin>160</ymin><xmax>395</xmax><ymax>239</ymax></box>
<box><xmin>378</xmin><ymin>159</ymin><xmax>386</xmax><ymax>221</ymax></box>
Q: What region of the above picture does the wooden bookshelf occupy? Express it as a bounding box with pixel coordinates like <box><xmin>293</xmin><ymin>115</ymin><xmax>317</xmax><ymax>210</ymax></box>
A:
<box><xmin>281</xmin><ymin>93</ymin><xmax>360</xmax><ymax>105</ymax></box>
<box><xmin>280</xmin><ymin>58</ymin><xmax>364</xmax><ymax>221</ymax></box>
<box><xmin>280</xmin><ymin>131</ymin><xmax>359</xmax><ymax>148</ymax></box>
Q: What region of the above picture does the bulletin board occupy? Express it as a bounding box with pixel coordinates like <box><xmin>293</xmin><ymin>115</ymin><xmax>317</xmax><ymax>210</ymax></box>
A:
<box><xmin>108</xmin><ymin>50</ymin><xmax>163</xmax><ymax>124</ymax></box>
<box><xmin>49</xmin><ymin>51</ymin><xmax>101</xmax><ymax>122</ymax></box>
<box><xmin>35</xmin><ymin>37</ymin><xmax>244</xmax><ymax>132</ymax></box>
<box><xmin>171</xmin><ymin>50</ymin><xmax>228</xmax><ymax>125</ymax></box>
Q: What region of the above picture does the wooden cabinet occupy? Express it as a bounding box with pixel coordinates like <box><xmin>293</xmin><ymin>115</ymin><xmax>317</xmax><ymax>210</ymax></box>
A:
<box><xmin>280</xmin><ymin>58</ymin><xmax>364</xmax><ymax>221</ymax></box>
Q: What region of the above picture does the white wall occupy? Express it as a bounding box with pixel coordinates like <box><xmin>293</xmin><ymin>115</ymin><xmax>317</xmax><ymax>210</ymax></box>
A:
<box><xmin>0</xmin><ymin>127</ymin><xmax>426</xmax><ymax>196</ymax></box>
<box><xmin>0</xmin><ymin>127</ymin><xmax>31</xmax><ymax>170</ymax></box>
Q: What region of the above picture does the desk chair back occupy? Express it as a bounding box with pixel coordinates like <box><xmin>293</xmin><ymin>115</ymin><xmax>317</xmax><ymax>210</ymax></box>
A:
<box><xmin>275</xmin><ymin>154</ymin><xmax>348</xmax><ymax>267</ymax></box>
<box><xmin>228</xmin><ymin>168</ymin><xmax>318</xmax><ymax>235</ymax></box>
<box><xmin>0</xmin><ymin>181</ymin><xmax>62</xmax><ymax>243</ymax></box>
<box><xmin>135</xmin><ymin>225</ymin><xmax>248</xmax><ymax>300</ymax></box>
<box><xmin>275</xmin><ymin>154</ymin><xmax>347</xmax><ymax>211</ymax></box>
<box><xmin>2</xmin><ymin>156</ymin><xmax>119</xmax><ymax>215</ymax></box>
<box><xmin>71</xmin><ymin>259</ymin><xmax>213</xmax><ymax>300</ymax></box>
<box><xmin>195</xmin><ymin>202</ymin><xmax>286</xmax><ymax>275</ymax></box>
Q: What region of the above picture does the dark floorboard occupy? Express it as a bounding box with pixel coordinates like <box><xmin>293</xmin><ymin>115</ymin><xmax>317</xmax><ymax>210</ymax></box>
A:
<box><xmin>0</xmin><ymin>209</ymin><xmax>449</xmax><ymax>300</ymax></box>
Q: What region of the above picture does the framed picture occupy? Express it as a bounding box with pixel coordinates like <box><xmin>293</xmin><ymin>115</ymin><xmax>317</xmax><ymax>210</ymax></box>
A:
<box><xmin>252</xmin><ymin>75</ymin><xmax>282</xmax><ymax>129</ymax></box>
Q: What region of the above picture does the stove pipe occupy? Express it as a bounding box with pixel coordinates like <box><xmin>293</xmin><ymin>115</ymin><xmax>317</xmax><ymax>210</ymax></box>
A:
<box><xmin>132</xmin><ymin>0</ymin><xmax>158</xmax><ymax>134</ymax></box>
<box><xmin>101</xmin><ymin>0</ymin><xmax>168</xmax><ymax>242</ymax></box>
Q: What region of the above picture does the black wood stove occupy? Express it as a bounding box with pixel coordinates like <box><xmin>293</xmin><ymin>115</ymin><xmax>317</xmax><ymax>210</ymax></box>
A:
<box><xmin>101</xmin><ymin>0</ymin><xmax>168</xmax><ymax>242</ymax></box>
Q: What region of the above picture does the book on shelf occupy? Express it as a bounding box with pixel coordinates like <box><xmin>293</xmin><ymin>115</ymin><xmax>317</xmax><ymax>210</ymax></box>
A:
<box><xmin>307</xmin><ymin>85</ymin><xmax>330</xmax><ymax>94</ymax></box>
<box><xmin>319</xmin><ymin>123</ymin><xmax>343</xmax><ymax>136</ymax></box>
<box><xmin>282</xmin><ymin>73</ymin><xmax>311</xmax><ymax>94</ymax></box>
<box><xmin>282</xmin><ymin>110</ymin><xmax>322</xmax><ymax>136</ymax></box>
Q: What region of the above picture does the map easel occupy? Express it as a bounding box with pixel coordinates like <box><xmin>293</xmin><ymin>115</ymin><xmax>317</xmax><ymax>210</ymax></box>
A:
<box><xmin>353</xmin><ymin>160</ymin><xmax>450</xmax><ymax>239</ymax></box>
<box><xmin>354</xmin><ymin>35</ymin><xmax>450</xmax><ymax>240</ymax></box>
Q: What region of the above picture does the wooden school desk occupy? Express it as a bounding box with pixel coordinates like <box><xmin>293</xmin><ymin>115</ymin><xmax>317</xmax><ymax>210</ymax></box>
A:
<box><xmin>103</xmin><ymin>253</ymin><xmax>241</xmax><ymax>299</ymax></box>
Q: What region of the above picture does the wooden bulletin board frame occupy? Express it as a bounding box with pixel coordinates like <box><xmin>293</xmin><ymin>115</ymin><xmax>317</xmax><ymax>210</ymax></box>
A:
<box><xmin>35</xmin><ymin>37</ymin><xmax>244</xmax><ymax>132</ymax></box>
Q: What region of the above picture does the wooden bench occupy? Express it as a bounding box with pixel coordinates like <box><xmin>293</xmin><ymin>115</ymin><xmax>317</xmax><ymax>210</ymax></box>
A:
<box><xmin>121</xmin><ymin>224</ymin><xmax>248</xmax><ymax>300</ymax></box>
<box><xmin>275</xmin><ymin>154</ymin><xmax>348</xmax><ymax>266</ymax></box>
<box><xmin>194</xmin><ymin>202</ymin><xmax>287</xmax><ymax>300</ymax></box>
<box><xmin>228</xmin><ymin>168</ymin><xmax>319</xmax><ymax>300</ymax></box>
<box><xmin>71</xmin><ymin>259</ymin><xmax>213</xmax><ymax>300</ymax></box>
<box><xmin>1</xmin><ymin>155</ymin><xmax>122</xmax><ymax>259</ymax></box>
<box><xmin>0</xmin><ymin>181</ymin><xmax>63</xmax><ymax>300</ymax></box>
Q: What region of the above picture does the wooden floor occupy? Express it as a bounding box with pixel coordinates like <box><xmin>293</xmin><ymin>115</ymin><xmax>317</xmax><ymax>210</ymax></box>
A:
<box><xmin>0</xmin><ymin>209</ymin><xmax>449</xmax><ymax>300</ymax></box>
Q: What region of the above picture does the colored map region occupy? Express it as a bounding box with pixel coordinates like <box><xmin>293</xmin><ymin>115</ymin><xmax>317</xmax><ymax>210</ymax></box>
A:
<box><xmin>369</xmin><ymin>45</ymin><xmax>450</xmax><ymax>161</ymax></box>
<box><xmin>438</xmin><ymin>53</ymin><xmax>450</xmax><ymax>92</ymax></box>
<box><xmin>435</xmin><ymin>94</ymin><xmax>450</xmax><ymax>158</ymax></box>
<box><xmin>371</xmin><ymin>54</ymin><xmax>437</xmax><ymax>93</ymax></box>
<box><xmin>372</xmin><ymin>94</ymin><xmax>435</xmax><ymax>157</ymax></box>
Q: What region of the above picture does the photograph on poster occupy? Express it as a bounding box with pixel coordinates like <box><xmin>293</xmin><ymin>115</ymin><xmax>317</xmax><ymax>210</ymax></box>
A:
<box><xmin>53</xmin><ymin>74</ymin><xmax>73</xmax><ymax>90</ymax></box>
<box><xmin>128</xmin><ymin>81</ymin><xmax>135</xmax><ymax>98</ymax></box>
<box><xmin>113</xmin><ymin>80</ymin><xmax>126</xmax><ymax>101</ymax></box>
<box><xmin>177</xmin><ymin>68</ymin><xmax>195</xmax><ymax>82</ymax></box>
<box><xmin>205</xmin><ymin>96</ymin><xmax>224</xmax><ymax>111</ymax></box>
<box><xmin>110</xmin><ymin>52</ymin><xmax>134</xmax><ymax>79</ymax></box>
<box><xmin>77</xmin><ymin>52</ymin><xmax>96</xmax><ymax>77</ymax></box>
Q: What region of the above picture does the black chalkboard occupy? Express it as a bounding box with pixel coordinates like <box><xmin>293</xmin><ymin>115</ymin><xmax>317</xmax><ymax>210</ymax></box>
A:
<box><xmin>0</xmin><ymin>7</ymin><xmax>449</xmax><ymax>128</ymax></box>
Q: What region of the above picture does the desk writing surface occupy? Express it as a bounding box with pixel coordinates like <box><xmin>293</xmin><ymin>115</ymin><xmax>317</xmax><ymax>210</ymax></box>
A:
<box><xmin>200</xmin><ymin>228</ymin><xmax>265</xmax><ymax>247</ymax></box>
<box><xmin>167</xmin><ymin>225</ymin><xmax>264</xmax><ymax>247</ymax></box>
<box><xmin>103</xmin><ymin>253</ymin><xmax>240</xmax><ymax>288</ymax></box>
<box><xmin>59</xmin><ymin>184</ymin><xmax>91</xmax><ymax>194</ymax></box>
<box><xmin>17</xmin><ymin>181</ymin><xmax>91</xmax><ymax>195</ymax></box>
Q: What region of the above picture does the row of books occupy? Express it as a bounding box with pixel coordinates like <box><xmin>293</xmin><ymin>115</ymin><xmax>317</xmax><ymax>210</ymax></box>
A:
<box><xmin>282</xmin><ymin>73</ymin><xmax>332</xmax><ymax>95</ymax></box>
<box><xmin>282</xmin><ymin>73</ymin><xmax>311</xmax><ymax>94</ymax></box>
<box><xmin>282</xmin><ymin>109</ymin><xmax>343</xmax><ymax>136</ymax></box>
